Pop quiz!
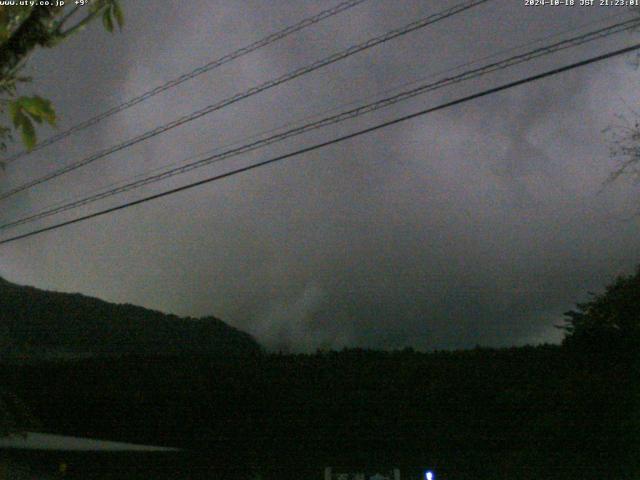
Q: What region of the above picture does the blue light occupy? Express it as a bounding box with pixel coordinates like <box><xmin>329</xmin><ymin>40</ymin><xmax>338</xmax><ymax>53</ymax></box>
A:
<box><xmin>425</xmin><ymin>471</ymin><xmax>434</xmax><ymax>480</ymax></box>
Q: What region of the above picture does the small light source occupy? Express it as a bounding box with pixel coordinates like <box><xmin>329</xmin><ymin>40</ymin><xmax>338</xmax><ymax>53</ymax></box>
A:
<box><xmin>425</xmin><ymin>471</ymin><xmax>434</xmax><ymax>480</ymax></box>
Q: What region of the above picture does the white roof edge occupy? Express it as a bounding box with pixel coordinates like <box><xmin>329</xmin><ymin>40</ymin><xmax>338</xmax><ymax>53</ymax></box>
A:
<box><xmin>0</xmin><ymin>432</ymin><xmax>180</xmax><ymax>452</ymax></box>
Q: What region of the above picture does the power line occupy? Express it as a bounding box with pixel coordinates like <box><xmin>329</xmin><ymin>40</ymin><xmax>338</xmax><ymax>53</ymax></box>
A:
<box><xmin>27</xmin><ymin>9</ymin><xmax>627</xmax><ymax>221</ymax></box>
<box><xmin>3</xmin><ymin>0</ymin><xmax>370</xmax><ymax>165</ymax></box>
<box><xmin>0</xmin><ymin>0</ymin><xmax>490</xmax><ymax>202</ymax></box>
<box><xmin>2</xmin><ymin>16</ymin><xmax>638</xmax><ymax>232</ymax></box>
<box><xmin>1</xmin><ymin>41</ymin><xmax>638</xmax><ymax>246</ymax></box>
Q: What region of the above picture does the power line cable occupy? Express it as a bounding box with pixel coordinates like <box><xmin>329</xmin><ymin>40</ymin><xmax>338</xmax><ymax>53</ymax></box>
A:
<box><xmin>47</xmin><ymin>8</ymin><xmax>629</xmax><ymax>211</ymax></box>
<box><xmin>0</xmin><ymin>0</ymin><xmax>490</xmax><ymax>202</ymax></box>
<box><xmin>2</xmin><ymin>16</ymin><xmax>637</xmax><ymax>231</ymax></box>
<box><xmin>36</xmin><ymin>9</ymin><xmax>629</xmax><ymax>216</ymax></box>
<box><xmin>3</xmin><ymin>16</ymin><xmax>637</xmax><ymax>229</ymax></box>
<box><xmin>3</xmin><ymin>0</ymin><xmax>370</xmax><ymax>164</ymax></box>
<box><xmin>1</xmin><ymin>40</ymin><xmax>638</xmax><ymax>246</ymax></box>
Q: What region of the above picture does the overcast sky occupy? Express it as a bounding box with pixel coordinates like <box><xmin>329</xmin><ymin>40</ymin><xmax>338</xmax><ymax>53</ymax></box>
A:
<box><xmin>1</xmin><ymin>0</ymin><xmax>639</xmax><ymax>352</ymax></box>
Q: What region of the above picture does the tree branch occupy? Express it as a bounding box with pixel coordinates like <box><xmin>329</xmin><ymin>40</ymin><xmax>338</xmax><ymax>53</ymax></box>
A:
<box><xmin>58</xmin><ymin>9</ymin><xmax>102</xmax><ymax>38</ymax></box>
<box><xmin>52</xmin><ymin>4</ymin><xmax>82</xmax><ymax>34</ymax></box>
<box><xmin>0</xmin><ymin>6</ymin><xmax>56</xmax><ymax>76</ymax></box>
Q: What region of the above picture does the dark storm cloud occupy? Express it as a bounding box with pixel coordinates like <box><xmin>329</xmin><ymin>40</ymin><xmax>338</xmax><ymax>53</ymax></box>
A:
<box><xmin>1</xmin><ymin>0</ymin><xmax>639</xmax><ymax>351</ymax></box>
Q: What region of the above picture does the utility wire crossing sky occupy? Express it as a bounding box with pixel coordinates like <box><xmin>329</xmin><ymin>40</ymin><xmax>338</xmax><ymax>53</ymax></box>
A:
<box><xmin>0</xmin><ymin>16</ymin><xmax>638</xmax><ymax>239</ymax></box>
<box><xmin>1</xmin><ymin>38</ymin><xmax>639</xmax><ymax>244</ymax></box>
<box><xmin>0</xmin><ymin>0</ymin><xmax>489</xmax><ymax>201</ymax></box>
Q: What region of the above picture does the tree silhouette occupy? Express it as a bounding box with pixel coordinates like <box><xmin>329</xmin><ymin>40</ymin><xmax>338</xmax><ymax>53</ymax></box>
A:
<box><xmin>559</xmin><ymin>265</ymin><xmax>640</xmax><ymax>358</ymax></box>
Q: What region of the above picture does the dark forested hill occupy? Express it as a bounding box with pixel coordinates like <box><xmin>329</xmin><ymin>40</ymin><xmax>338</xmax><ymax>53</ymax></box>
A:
<box><xmin>0</xmin><ymin>276</ymin><xmax>262</xmax><ymax>358</ymax></box>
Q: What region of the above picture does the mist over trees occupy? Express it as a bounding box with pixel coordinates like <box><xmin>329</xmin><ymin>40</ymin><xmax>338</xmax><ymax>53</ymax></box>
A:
<box><xmin>0</xmin><ymin>268</ymin><xmax>638</xmax><ymax>479</ymax></box>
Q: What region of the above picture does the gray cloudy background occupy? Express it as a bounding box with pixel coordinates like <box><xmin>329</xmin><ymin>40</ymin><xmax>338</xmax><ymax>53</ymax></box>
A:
<box><xmin>1</xmin><ymin>0</ymin><xmax>640</xmax><ymax>352</ymax></box>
